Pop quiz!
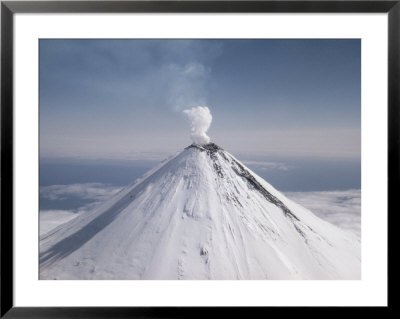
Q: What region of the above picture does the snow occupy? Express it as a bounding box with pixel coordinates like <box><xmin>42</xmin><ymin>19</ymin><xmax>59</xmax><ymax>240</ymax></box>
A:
<box><xmin>40</xmin><ymin>143</ymin><xmax>360</xmax><ymax>280</ymax></box>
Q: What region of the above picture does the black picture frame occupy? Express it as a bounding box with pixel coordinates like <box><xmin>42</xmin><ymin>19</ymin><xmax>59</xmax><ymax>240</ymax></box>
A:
<box><xmin>1</xmin><ymin>1</ymin><xmax>396</xmax><ymax>317</ymax></box>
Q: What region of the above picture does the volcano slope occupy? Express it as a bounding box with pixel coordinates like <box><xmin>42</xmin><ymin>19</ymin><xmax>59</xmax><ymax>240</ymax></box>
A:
<box><xmin>40</xmin><ymin>143</ymin><xmax>360</xmax><ymax>280</ymax></box>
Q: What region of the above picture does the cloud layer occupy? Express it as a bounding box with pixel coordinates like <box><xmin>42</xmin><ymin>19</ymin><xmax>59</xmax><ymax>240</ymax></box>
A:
<box><xmin>40</xmin><ymin>183</ymin><xmax>122</xmax><ymax>201</ymax></box>
<box><xmin>40</xmin><ymin>183</ymin><xmax>361</xmax><ymax>239</ymax></box>
<box><xmin>243</xmin><ymin>160</ymin><xmax>292</xmax><ymax>171</ymax></box>
<box><xmin>285</xmin><ymin>189</ymin><xmax>361</xmax><ymax>237</ymax></box>
<box><xmin>40</xmin><ymin>210</ymin><xmax>81</xmax><ymax>235</ymax></box>
<box><xmin>40</xmin><ymin>183</ymin><xmax>123</xmax><ymax>235</ymax></box>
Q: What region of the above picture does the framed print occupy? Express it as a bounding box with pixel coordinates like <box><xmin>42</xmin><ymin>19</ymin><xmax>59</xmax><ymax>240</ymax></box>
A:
<box><xmin>1</xmin><ymin>0</ymin><xmax>397</xmax><ymax>317</ymax></box>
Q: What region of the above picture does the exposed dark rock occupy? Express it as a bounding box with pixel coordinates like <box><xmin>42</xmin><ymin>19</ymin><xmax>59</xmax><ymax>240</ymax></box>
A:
<box><xmin>200</xmin><ymin>247</ymin><xmax>208</xmax><ymax>256</ymax></box>
<box><xmin>202</xmin><ymin>143</ymin><xmax>223</xmax><ymax>153</ymax></box>
<box><xmin>230</xmin><ymin>158</ymin><xmax>300</xmax><ymax>221</ymax></box>
<box><xmin>185</xmin><ymin>143</ymin><xmax>223</xmax><ymax>154</ymax></box>
<box><xmin>294</xmin><ymin>224</ymin><xmax>309</xmax><ymax>244</ymax></box>
<box><xmin>213</xmin><ymin>162</ymin><xmax>224</xmax><ymax>178</ymax></box>
<box><xmin>226</xmin><ymin>193</ymin><xmax>243</xmax><ymax>208</ymax></box>
<box><xmin>186</xmin><ymin>142</ymin><xmax>299</xmax><ymax>221</ymax></box>
<box><xmin>186</xmin><ymin>143</ymin><xmax>224</xmax><ymax>177</ymax></box>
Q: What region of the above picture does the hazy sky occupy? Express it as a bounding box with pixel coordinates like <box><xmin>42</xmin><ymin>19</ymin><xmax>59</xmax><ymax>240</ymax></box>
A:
<box><xmin>40</xmin><ymin>39</ymin><xmax>361</xmax><ymax>160</ymax></box>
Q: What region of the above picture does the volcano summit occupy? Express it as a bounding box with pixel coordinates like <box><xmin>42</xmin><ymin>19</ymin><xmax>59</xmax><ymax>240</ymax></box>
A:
<box><xmin>40</xmin><ymin>142</ymin><xmax>360</xmax><ymax>280</ymax></box>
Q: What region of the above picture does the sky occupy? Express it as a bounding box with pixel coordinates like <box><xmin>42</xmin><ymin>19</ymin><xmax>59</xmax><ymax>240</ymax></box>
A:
<box><xmin>40</xmin><ymin>39</ymin><xmax>361</xmax><ymax>160</ymax></box>
<box><xmin>39</xmin><ymin>39</ymin><xmax>361</xmax><ymax>232</ymax></box>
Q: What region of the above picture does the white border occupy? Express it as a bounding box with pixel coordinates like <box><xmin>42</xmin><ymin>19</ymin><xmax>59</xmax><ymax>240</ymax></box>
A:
<box><xmin>14</xmin><ymin>13</ymin><xmax>388</xmax><ymax>306</ymax></box>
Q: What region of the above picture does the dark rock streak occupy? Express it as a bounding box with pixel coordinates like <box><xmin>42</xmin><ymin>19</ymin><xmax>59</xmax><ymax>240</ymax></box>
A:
<box><xmin>187</xmin><ymin>143</ymin><xmax>300</xmax><ymax>221</ymax></box>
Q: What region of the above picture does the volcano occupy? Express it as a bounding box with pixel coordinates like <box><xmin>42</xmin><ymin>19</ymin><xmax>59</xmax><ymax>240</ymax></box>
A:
<box><xmin>40</xmin><ymin>143</ymin><xmax>360</xmax><ymax>280</ymax></box>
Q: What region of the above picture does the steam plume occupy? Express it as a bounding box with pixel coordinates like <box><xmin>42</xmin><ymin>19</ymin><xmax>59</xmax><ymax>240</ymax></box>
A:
<box><xmin>183</xmin><ymin>106</ymin><xmax>212</xmax><ymax>145</ymax></box>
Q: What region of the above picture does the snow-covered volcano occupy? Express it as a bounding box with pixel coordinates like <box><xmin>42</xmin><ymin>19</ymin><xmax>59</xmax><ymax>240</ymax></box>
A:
<box><xmin>40</xmin><ymin>143</ymin><xmax>360</xmax><ymax>280</ymax></box>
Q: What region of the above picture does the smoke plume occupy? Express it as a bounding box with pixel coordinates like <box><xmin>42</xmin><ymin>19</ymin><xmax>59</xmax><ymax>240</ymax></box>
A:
<box><xmin>183</xmin><ymin>106</ymin><xmax>212</xmax><ymax>145</ymax></box>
